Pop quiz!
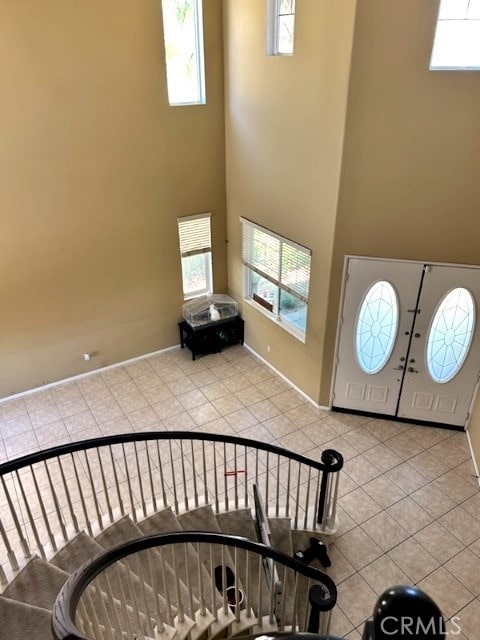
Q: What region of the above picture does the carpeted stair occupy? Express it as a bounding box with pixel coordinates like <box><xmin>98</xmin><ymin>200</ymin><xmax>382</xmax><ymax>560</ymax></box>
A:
<box><xmin>0</xmin><ymin>502</ymin><xmax>332</xmax><ymax>640</ymax></box>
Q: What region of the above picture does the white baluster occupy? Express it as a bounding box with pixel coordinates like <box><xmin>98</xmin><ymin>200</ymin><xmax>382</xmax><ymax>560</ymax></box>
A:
<box><xmin>155</xmin><ymin>440</ymin><xmax>168</xmax><ymax>509</ymax></box>
<box><xmin>122</xmin><ymin>443</ymin><xmax>137</xmax><ymax>522</ymax></box>
<box><xmin>44</xmin><ymin>460</ymin><xmax>68</xmax><ymax>542</ymax></box>
<box><xmin>303</xmin><ymin>467</ymin><xmax>312</xmax><ymax>529</ymax></box>
<box><xmin>159</xmin><ymin>547</ymin><xmax>174</xmax><ymax>627</ymax></box>
<box><xmin>96</xmin><ymin>449</ymin><xmax>113</xmax><ymax>524</ymax></box>
<box><xmin>71</xmin><ymin>452</ymin><xmax>92</xmax><ymax>537</ymax></box>
<box><xmin>83</xmin><ymin>451</ymin><xmax>103</xmax><ymax>530</ymax></box>
<box><xmin>109</xmin><ymin>445</ymin><xmax>125</xmax><ymax>516</ymax></box>
<box><xmin>285</xmin><ymin>459</ymin><xmax>292</xmax><ymax>518</ymax></box>
<box><xmin>133</xmin><ymin>442</ymin><xmax>147</xmax><ymax>519</ymax></box>
<box><xmin>57</xmin><ymin>457</ymin><xmax>79</xmax><ymax>533</ymax></box>
<box><xmin>145</xmin><ymin>442</ymin><xmax>157</xmax><ymax>514</ymax></box>
<box><xmin>30</xmin><ymin>465</ymin><xmax>56</xmax><ymax>552</ymax></box>
<box><xmin>168</xmin><ymin>441</ymin><xmax>179</xmax><ymax>514</ymax></box>
<box><xmin>14</xmin><ymin>469</ymin><xmax>45</xmax><ymax>559</ymax></box>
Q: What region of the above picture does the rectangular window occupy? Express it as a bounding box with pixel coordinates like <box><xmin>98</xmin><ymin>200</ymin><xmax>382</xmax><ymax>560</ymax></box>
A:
<box><xmin>266</xmin><ymin>0</ymin><xmax>296</xmax><ymax>56</ymax></box>
<box><xmin>241</xmin><ymin>217</ymin><xmax>311</xmax><ymax>341</ymax></box>
<box><xmin>430</xmin><ymin>0</ymin><xmax>480</xmax><ymax>70</ymax></box>
<box><xmin>161</xmin><ymin>0</ymin><xmax>206</xmax><ymax>105</ymax></box>
<box><xmin>178</xmin><ymin>213</ymin><xmax>212</xmax><ymax>299</ymax></box>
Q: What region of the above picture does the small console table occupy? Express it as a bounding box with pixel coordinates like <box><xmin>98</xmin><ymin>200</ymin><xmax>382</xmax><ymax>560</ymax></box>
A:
<box><xmin>178</xmin><ymin>316</ymin><xmax>245</xmax><ymax>361</ymax></box>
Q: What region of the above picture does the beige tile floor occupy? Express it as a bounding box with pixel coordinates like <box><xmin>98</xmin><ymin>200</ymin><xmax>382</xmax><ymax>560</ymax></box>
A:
<box><xmin>1</xmin><ymin>345</ymin><xmax>480</xmax><ymax>639</ymax></box>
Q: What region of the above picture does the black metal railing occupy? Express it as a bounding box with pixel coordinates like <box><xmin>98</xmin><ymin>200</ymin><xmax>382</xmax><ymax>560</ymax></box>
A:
<box><xmin>0</xmin><ymin>431</ymin><xmax>343</xmax><ymax>580</ymax></box>
<box><xmin>52</xmin><ymin>531</ymin><xmax>338</xmax><ymax>640</ymax></box>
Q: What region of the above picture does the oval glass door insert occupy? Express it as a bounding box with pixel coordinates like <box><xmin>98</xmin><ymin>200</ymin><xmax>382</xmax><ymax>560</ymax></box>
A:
<box><xmin>426</xmin><ymin>287</ymin><xmax>475</xmax><ymax>383</ymax></box>
<box><xmin>355</xmin><ymin>280</ymin><xmax>399</xmax><ymax>374</ymax></box>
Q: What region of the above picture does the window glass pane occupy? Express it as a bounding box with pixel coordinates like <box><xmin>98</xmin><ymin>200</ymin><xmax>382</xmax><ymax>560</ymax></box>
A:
<box><xmin>251</xmin><ymin>229</ymin><xmax>281</xmax><ymax>281</ymax></box>
<box><xmin>279</xmin><ymin>291</ymin><xmax>307</xmax><ymax>333</ymax></box>
<box><xmin>250</xmin><ymin>271</ymin><xmax>278</xmax><ymax>308</ymax></box>
<box><xmin>280</xmin><ymin>243</ymin><xmax>311</xmax><ymax>300</ymax></box>
<box><xmin>277</xmin><ymin>14</ymin><xmax>295</xmax><ymax>55</ymax></box>
<box><xmin>240</xmin><ymin>217</ymin><xmax>310</xmax><ymax>341</ymax></box>
<box><xmin>438</xmin><ymin>0</ymin><xmax>469</xmax><ymax>20</ymax></box>
<box><xmin>430</xmin><ymin>0</ymin><xmax>480</xmax><ymax>70</ymax></box>
<box><xmin>468</xmin><ymin>0</ymin><xmax>480</xmax><ymax>19</ymax></box>
<box><xmin>162</xmin><ymin>0</ymin><xmax>206</xmax><ymax>105</ymax></box>
<box><xmin>355</xmin><ymin>281</ymin><xmax>399</xmax><ymax>374</ymax></box>
<box><xmin>431</xmin><ymin>20</ymin><xmax>480</xmax><ymax>69</ymax></box>
<box><xmin>279</xmin><ymin>0</ymin><xmax>295</xmax><ymax>14</ymax></box>
<box><xmin>426</xmin><ymin>287</ymin><xmax>475</xmax><ymax>383</ymax></box>
<box><xmin>181</xmin><ymin>252</ymin><xmax>212</xmax><ymax>296</ymax></box>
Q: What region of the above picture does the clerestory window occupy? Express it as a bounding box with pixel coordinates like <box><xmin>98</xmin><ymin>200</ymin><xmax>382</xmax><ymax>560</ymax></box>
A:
<box><xmin>161</xmin><ymin>0</ymin><xmax>206</xmax><ymax>105</ymax></box>
<box><xmin>266</xmin><ymin>0</ymin><xmax>296</xmax><ymax>56</ymax></box>
<box><xmin>430</xmin><ymin>0</ymin><xmax>480</xmax><ymax>70</ymax></box>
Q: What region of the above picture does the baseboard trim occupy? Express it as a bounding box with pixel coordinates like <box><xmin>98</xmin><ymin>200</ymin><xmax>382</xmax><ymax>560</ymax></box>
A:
<box><xmin>466</xmin><ymin>430</ymin><xmax>480</xmax><ymax>490</ymax></box>
<box><xmin>243</xmin><ymin>342</ymin><xmax>330</xmax><ymax>412</ymax></box>
<box><xmin>0</xmin><ymin>344</ymin><xmax>181</xmax><ymax>405</ymax></box>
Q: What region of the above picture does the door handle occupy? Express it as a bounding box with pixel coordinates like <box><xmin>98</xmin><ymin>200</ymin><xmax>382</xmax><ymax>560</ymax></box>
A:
<box><xmin>407</xmin><ymin>366</ymin><xmax>418</xmax><ymax>373</ymax></box>
<box><xmin>393</xmin><ymin>365</ymin><xmax>404</xmax><ymax>371</ymax></box>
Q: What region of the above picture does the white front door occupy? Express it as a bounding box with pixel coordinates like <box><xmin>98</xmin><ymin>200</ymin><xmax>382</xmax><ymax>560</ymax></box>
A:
<box><xmin>333</xmin><ymin>257</ymin><xmax>480</xmax><ymax>428</ymax></box>
<box><xmin>397</xmin><ymin>264</ymin><xmax>480</xmax><ymax>426</ymax></box>
<box><xmin>332</xmin><ymin>258</ymin><xmax>425</xmax><ymax>416</ymax></box>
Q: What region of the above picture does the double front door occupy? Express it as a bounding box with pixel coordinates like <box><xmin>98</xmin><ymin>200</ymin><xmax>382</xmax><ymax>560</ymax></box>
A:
<box><xmin>332</xmin><ymin>257</ymin><xmax>480</xmax><ymax>428</ymax></box>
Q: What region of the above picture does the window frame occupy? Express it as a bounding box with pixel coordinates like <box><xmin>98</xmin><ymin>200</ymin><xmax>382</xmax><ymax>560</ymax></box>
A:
<box><xmin>430</xmin><ymin>0</ymin><xmax>480</xmax><ymax>70</ymax></box>
<box><xmin>161</xmin><ymin>0</ymin><xmax>207</xmax><ymax>106</ymax></box>
<box><xmin>266</xmin><ymin>0</ymin><xmax>296</xmax><ymax>57</ymax></box>
<box><xmin>178</xmin><ymin>212</ymin><xmax>213</xmax><ymax>300</ymax></box>
<box><xmin>240</xmin><ymin>217</ymin><xmax>311</xmax><ymax>342</ymax></box>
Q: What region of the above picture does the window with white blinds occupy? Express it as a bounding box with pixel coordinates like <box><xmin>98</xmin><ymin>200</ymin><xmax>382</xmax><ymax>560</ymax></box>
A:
<box><xmin>240</xmin><ymin>217</ymin><xmax>311</xmax><ymax>341</ymax></box>
<box><xmin>177</xmin><ymin>213</ymin><xmax>212</xmax><ymax>298</ymax></box>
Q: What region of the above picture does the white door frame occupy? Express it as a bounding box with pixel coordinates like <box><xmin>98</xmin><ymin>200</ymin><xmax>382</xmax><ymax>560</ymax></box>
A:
<box><xmin>330</xmin><ymin>255</ymin><xmax>480</xmax><ymax>430</ymax></box>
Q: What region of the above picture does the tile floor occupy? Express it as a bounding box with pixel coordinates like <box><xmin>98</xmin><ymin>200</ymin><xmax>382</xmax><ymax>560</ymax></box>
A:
<box><xmin>1</xmin><ymin>345</ymin><xmax>480</xmax><ymax>639</ymax></box>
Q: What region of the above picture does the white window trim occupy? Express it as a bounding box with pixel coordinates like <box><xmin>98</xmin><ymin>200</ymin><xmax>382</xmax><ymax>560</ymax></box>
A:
<box><xmin>240</xmin><ymin>216</ymin><xmax>311</xmax><ymax>343</ymax></box>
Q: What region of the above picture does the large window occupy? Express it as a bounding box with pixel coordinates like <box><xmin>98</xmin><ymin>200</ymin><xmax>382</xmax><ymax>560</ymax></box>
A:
<box><xmin>178</xmin><ymin>213</ymin><xmax>212</xmax><ymax>299</ymax></box>
<box><xmin>241</xmin><ymin>218</ymin><xmax>311</xmax><ymax>341</ymax></box>
<box><xmin>161</xmin><ymin>0</ymin><xmax>206</xmax><ymax>105</ymax></box>
<box><xmin>266</xmin><ymin>0</ymin><xmax>296</xmax><ymax>56</ymax></box>
<box><xmin>430</xmin><ymin>0</ymin><xmax>480</xmax><ymax>70</ymax></box>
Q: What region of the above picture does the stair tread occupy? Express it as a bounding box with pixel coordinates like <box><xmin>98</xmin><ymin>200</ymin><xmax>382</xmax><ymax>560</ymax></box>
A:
<box><xmin>139</xmin><ymin>506</ymin><xmax>183</xmax><ymax>534</ymax></box>
<box><xmin>2</xmin><ymin>557</ymin><xmax>69</xmax><ymax>611</ymax></box>
<box><xmin>177</xmin><ymin>504</ymin><xmax>223</xmax><ymax>533</ymax></box>
<box><xmin>51</xmin><ymin>530</ymin><xmax>104</xmax><ymax>573</ymax></box>
<box><xmin>216</xmin><ymin>508</ymin><xmax>257</xmax><ymax>540</ymax></box>
<box><xmin>268</xmin><ymin>517</ymin><xmax>294</xmax><ymax>556</ymax></box>
<box><xmin>0</xmin><ymin>595</ymin><xmax>55</xmax><ymax>640</ymax></box>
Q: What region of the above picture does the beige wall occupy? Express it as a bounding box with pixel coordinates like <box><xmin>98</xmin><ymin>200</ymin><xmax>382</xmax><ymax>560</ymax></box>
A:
<box><xmin>0</xmin><ymin>0</ymin><xmax>227</xmax><ymax>397</ymax></box>
<box><xmin>223</xmin><ymin>0</ymin><xmax>356</xmax><ymax>401</ymax></box>
<box><xmin>320</xmin><ymin>0</ymin><xmax>480</xmax><ymax>405</ymax></box>
<box><xmin>468</xmin><ymin>398</ymin><xmax>480</xmax><ymax>477</ymax></box>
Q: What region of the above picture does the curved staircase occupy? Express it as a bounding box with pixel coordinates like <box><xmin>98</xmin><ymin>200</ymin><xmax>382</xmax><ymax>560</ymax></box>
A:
<box><xmin>0</xmin><ymin>432</ymin><xmax>342</xmax><ymax>639</ymax></box>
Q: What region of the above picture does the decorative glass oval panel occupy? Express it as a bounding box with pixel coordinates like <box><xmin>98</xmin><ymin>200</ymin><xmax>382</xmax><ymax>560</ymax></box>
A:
<box><xmin>426</xmin><ymin>287</ymin><xmax>475</xmax><ymax>384</ymax></box>
<box><xmin>355</xmin><ymin>281</ymin><xmax>399</xmax><ymax>374</ymax></box>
